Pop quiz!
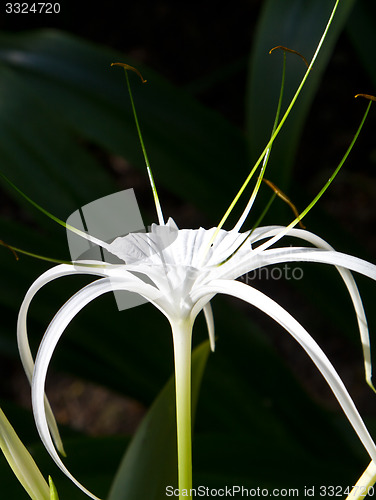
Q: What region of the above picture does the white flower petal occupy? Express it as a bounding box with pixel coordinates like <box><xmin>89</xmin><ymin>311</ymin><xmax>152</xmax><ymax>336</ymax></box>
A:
<box><xmin>203</xmin><ymin>302</ymin><xmax>215</xmax><ymax>352</ymax></box>
<box><xmin>257</xmin><ymin>247</ymin><xmax>376</xmax><ymax>280</ymax></box>
<box><xmin>259</xmin><ymin>246</ymin><xmax>376</xmax><ymax>388</ymax></box>
<box><xmin>17</xmin><ymin>262</ymin><xmax>114</xmax><ymax>454</ymax></box>
<box><xmin>17</xmin><ymin>262</ymin><xmax>119</xmax><ymax>384</ymax></box>
<box><xmin>32</xmin><ymin>276</ymin><xmax>161</xmax><ymax>500</ymax></box>
<box><xmin>216</xmin><ymin>226</ymin><xmax>376</xmax><ymax>392</ymax></box>
<box><xmin>108</xmin><ymin>220</ymin><xmax>250</xmax><ymax>269</ymax></box>
<box><xmin>193</xmin><ymin>280</ymin><xmax>376</xmax><ymax>462</ymax></box>
<box><xmin>248</xmin><ymin>225</ymin><xmax>282</xmax><ymax>244</ymax></box>
<box><xmin>264</xmin><ymin>228</ymin><xmax>376</xmax><ymax>392</ymax></box>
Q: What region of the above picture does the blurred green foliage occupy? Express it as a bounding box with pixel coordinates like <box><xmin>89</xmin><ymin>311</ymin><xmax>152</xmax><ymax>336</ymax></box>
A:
<box><xmin>0</xmin><ymin>0</ymin><xmax>376</xmax><ymax>498</ymax></box>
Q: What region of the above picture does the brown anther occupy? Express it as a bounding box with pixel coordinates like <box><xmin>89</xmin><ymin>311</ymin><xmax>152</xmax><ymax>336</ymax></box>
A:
<box><xmin>269</xmin><ymin>46</ymin><xmax>309</xmax><ymax>68</ymax></box>
<box><xmin>0</xmin><ymin>239</ymin><xmax>19</xmax><ymax>260</ymax></box>
<box><xmin>355</xmin><ymin>94</ymin><xmax>376</xmax><ymax>102</ymax></box>
<box><xmin>111</xmin><ymin>63</ymin><xmax>147</xmax><ymax>83</ymax></box>
<box><xmin>263</xmin><ymin>178</ymin><xmax>306</xmax><ymax>229</ymax></box>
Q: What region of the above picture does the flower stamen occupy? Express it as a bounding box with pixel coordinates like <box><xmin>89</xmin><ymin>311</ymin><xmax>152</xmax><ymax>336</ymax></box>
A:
<box><xmin>215</xmin><ymin>98</ymin><xmax>373</xmax><ymax>268</ymax></box>
<box><xmin>210</xmin><ymin>0</ymin><xmax>340</xmax><ymax>240</ymax></box>
<box><xmin>0</xmin><ymin>172</ymin><xmax>111</xmax><ymax>251</ymax></box>
<box><xmin>355</xmin><ymin>94</ymin><xmax>376</xmax><ymax>101</ymax></box>
<box><xmin>269</xmin><ymin>45</ymin><xmax>309</xmax><ymax>67</ymax></box>
<box><xmin>110</xmin><ymin>62</ymin><xmax>147</xmax><ymax>83</ymax></box>
<box><xmin>262</xmin><ymin>178</ymin><xmax>306</xmax><ymax>229</ymax></box>
<box><xmin>0</xmin><ymin>239</ymin><xmax>19</xmax><ymax>260</ymax></box>
<box><xmin>254</xmin><ymin>99</ymin><xmax>373</xmax><ymax>255</ymax></box>
<box><xmin>112</xmin><ymin>63</ymin><xmax>165</xmax><ymax>226</ymax></box>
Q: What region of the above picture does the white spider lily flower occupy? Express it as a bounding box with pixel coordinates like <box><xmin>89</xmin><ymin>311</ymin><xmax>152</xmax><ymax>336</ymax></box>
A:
<box><xmin>18</xmin><ymin>217</ymin><xmax>376</xmax><ymax>499</ymax></box>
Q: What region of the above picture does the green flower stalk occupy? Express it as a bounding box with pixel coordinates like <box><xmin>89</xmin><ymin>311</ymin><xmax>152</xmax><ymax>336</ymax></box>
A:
<box><xmin>172</xmin><ymin>319</ymin><xmax>193</xmax><ymax>493</ymax></box>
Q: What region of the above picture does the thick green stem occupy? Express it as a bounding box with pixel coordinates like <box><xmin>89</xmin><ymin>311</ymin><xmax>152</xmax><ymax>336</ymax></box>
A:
<box><xmin>171</xmin><ymin>319</ymin><xmax>193</xmax><ymax>498</ymax></box>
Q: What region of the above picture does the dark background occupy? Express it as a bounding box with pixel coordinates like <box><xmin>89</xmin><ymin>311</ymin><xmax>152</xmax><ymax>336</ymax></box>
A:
<box><xmin>1</xmin><ymin>0</ymin><xmax>376</xmax><ymax>444</ymax></box>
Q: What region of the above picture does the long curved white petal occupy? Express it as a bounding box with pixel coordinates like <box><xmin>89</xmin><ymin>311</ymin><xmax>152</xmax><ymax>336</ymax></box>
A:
<box><xmin>17</xmin><ymin>263</ymin><xmax>113</xmax><ymax>454</ymax></box>
<box><xmin>32</xmin><ymin>276</ymin><xmax>161</xmax><ymax>500</ymax></box>
<box><xmin>203</xmin><ymin>302</ymin><xmax>215</xmax><ymax>351</ymax></box>
<box><xmin>255</xmin><ymin>246</ymin><xmax>376</xmax><ymax>279</ymax></box>
<box><xmin>246</xmin><ymin>227</ymin><xmax>374</xmax><ymax>391</ymax></box>
<box><xmin>18</xmin><ymin>263</ymin><xmax>117</xmax><ymax>384</ymax></box>
<box><xmin>193</xmin><ymin>280</ymin><xmax>376</xmax><ymax>463</ymax></box>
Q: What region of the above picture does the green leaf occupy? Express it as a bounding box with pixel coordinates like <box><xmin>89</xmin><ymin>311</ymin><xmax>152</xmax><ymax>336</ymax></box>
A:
<box><xmin>49</xmin><ymin>476</ymin><xmax>60</xmax><ymax>500</ymax></box>
<box><xmin>107</xmin><ymin>340</ymin><xmax>210</xmax><ymax>500</ymax></box>
<box><xmin>0</xmin><ymin>433</ymin><xmax>130</xmax><ymax>500</ymax></box>
<box><xmin>0</xmin><ymin>407</ymin><xmax>50</xmax><ymax>500</ymax></box>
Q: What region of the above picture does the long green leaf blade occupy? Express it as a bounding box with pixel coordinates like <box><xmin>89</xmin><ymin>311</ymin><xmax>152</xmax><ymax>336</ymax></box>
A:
<box><xmin>0</xmin><ymin>407</ymin><xmax>49</xmax><ymax>500</ymax></box>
